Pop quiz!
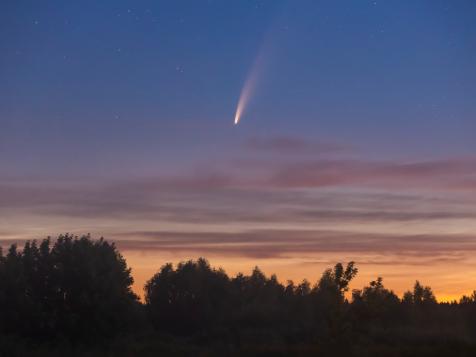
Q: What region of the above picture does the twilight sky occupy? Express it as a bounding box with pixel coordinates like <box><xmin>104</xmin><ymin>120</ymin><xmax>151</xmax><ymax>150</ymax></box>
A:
<box><xmin>1</xmin><ymin>0</ymin><xmax>476</xmax><ymax>300</ymax></box>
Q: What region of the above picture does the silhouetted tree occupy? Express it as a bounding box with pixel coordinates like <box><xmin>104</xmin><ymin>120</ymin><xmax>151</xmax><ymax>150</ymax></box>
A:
<box><xmin>460</xmin><ymin>291</ymin><xmax>476</xmax><ymax>338</ymax></box>
<box><xmin>310</xmin><ymin>262</ymin><xmax>358</xmax><ymax>346</ymax></box>
<box><xmin>402</xmin><ymin>280</ymin><xmax>437</xmax><ymax>306</ymax></box>
<box><xmin>351</xmin><ymin>277</ymin><xmax>400</xmax><ymax>326</ymax></box>
<box><xmin>2</xmin><ymin>238</ymin><xmax>476</xmax><ymax>356</ymax></box>
<box><xmin>460</xmin><ymin>291</ymin><xmax>476</xmax><ymax>304</ymax></box>
<box><xmin>145</xmin><ymin>258</ymin><xmax>230</xmax><ymax>334</ymax></box>
<box><xmin>314</xmin><ymin>262</ymin><xmax>358</xmax><ymax>303</ymax></box>
<box><xmin>230</xmin><ymin>266</ymin><xmax>288</xmax><ymax>331</ymax></box>
<box><xmin>0</xmin><ymin>234</ymin><xmax>138</xmax><ymax>341</ymax></box>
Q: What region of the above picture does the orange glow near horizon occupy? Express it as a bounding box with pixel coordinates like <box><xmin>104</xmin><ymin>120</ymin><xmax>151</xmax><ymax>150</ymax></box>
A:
<box><xmin>1</xmin><ymin>174</ymin><xmax>476</xmax><ymax>305</ymax></box>
<box><xmin>123</xmin><ymin>250</ymin><xmax>476</xmax><ymax>303</ymax></box>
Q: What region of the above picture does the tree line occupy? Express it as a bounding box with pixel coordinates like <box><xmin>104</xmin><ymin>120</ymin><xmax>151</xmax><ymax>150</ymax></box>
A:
<box><xmin>1</xmin><ymin>234</ymin><xmax>475</xmax><ymax>356</ymax></box>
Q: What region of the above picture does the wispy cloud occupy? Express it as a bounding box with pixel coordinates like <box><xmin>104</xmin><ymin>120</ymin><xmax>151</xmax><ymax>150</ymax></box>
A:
<box><xmin>1</xmin><ymin>178</ymin><xmax>475</xmax><ymax>225</ymax></box>
<box><xmin>108</xmin><ymin>229</ymin><xmax>476</xmax><ymax>260</ymax></box>
<box><xmin>2</xmin><ymin>139</ymin><xmax>476</xmax><ymax>276</ymax></box>
<box><xmin>266</xmin><ymin>157</ymin><xmax>476</xmax><ymax>189</ymax></box>
<box><xmin>245</xmin><ymin>136</ymin><xmax>348</xmax><ymax>155</ymax></box>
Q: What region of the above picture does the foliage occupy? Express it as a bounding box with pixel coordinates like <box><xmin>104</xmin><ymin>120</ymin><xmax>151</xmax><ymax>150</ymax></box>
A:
<box><xmin>0</xmin><ymin>234</ymin><xmax>139</xmax><ymax>342</ymax></box>
<box><xmin>1</xmin><ymin>235</ymin><xmax>476</xmax><ymax>356</ymax></box>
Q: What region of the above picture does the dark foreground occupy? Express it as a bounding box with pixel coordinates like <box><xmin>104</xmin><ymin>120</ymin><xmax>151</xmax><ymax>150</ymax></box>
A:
<box><xmin>1</xmin><ymin>234</ymin><xmax>475</xmax><ymax>356</ymax></box>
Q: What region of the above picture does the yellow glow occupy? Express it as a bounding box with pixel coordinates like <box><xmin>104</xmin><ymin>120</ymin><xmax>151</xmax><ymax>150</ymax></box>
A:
<box><xmin>123</xmin><ymin>250</ymin><xmax>476</xmax><ymax>302</ymax></box>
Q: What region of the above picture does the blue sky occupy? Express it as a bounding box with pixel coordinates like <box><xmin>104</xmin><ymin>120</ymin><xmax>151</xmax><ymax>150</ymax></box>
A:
<box><xmin>1</xmin><ymin>0</ymin><xmax>476</xmax><ymax>299</ymax></box>
<box><xmin>2</xmin><ymin>0</ymin><xmax>475</xmax><ymax>175</ymax></box>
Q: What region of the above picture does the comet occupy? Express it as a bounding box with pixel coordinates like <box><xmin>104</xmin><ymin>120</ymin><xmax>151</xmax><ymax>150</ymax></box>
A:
<box><xmin>233</xmin><ymin>51</ymin><xmax>264</xmax><ymax>125</ymax></box>
<box><xmin>233</xmin><ymin>75</ymin><xmax>254</xmax><ymax>125</ymax></box>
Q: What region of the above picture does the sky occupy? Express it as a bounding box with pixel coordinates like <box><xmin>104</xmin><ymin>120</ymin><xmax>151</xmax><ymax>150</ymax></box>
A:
<box><xmin>1</xmin><ymin>0</ymin><xmax>476</xmax><ymax>301</ymax></box>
